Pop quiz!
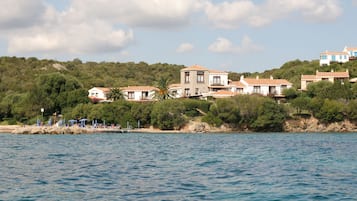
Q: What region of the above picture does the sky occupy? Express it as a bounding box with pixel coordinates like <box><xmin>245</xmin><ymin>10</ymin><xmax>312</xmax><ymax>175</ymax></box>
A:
<box><xmin>0</xmin><ymin>0</ymin><xmax>356</xmax><ymax>73</ymax></box>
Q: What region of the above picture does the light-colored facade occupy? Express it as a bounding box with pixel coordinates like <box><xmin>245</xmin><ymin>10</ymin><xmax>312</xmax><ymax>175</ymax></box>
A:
<box><xmin>343</xmin><ymin>46</ymin><xmax>357</xmax><ymax>58</ymax></box>
<box><xmin>170</xmin><ymin>65</ymin><xmax>292</xmax><ymax>98</ymax></box>
<box><xmin>319</xmin><ymin>51</ymin><xmax>349</xmax><ymax>66</ymax></box>
<box><xmin>179</xmin><ymin>65</ymin><xmax>229</xmax><ymax>97</ymax></box>
<box><xmin>301</xmin><ymin>70</ymin><xmax>349</xmax><ymax>90</ymax></box>
<box><xmin>88</xmin><ymin>86</ymin><xmax>158</xmax><ymax>102</ymax></box>
<box><xmin>236</xmin><ymin>75</ymin><xmax>292</xmax><ymax>96</ymax></box>
<box><xmin>121</xmin><ymin>86</ymin><xmax>158</xmax><ymax>101</ymax></box>
<box><xmin>88</xmin><ymin>87</ymin><xmax>111</xmax><ymax>102</ymax></box>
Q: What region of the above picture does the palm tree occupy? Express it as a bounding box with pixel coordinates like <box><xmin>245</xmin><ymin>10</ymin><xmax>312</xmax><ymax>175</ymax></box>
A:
<box><xmin>107</xmin><ymin>88</ymin><xmax>124</xmax><ymax>101</ymax></box>
<box><xmin>155</xmin><ymin>77</ymin><xmax>172</xmax><ymax>100</ymax></box>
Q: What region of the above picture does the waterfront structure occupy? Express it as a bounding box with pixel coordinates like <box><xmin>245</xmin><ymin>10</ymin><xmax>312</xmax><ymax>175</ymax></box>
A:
<box><xmin>88</xmin><ymin>86</ymin><xmax>158</xmax><ymax>102</ymax></box>
<box><xmin>121</xmin><ymin>86</ymin><xmax>158</xmax><ymax>101</ymax></box>
<box><xmin>301</xmin><ymin>70</ymin><xmax>350</xmax><ymax>90</ymax></box>
<box><xmin>235</xmin><ymin>75</ymin><xmax>292</xmax><ymax>96</ymax></box>
<box><xmin>88</xmin><ymin>87</ymin><xmax>111</xmax><ymax>103</ymax></box>
<box><xmin>178</xmin><ymin>65</ymin><xmax>229</xmax><ymax>97</ymax></box>
<box><xmin>170</xmin><ymin>65</ymin><xmax>292</xmax><ymax>98</ymax></box>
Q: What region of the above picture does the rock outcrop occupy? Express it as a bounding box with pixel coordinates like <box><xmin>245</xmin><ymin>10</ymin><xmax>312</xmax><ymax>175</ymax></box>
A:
<box><xmin>11</xmin><ymin>126</ymin><xmax>94</xmax><ymax>134</ymax></box>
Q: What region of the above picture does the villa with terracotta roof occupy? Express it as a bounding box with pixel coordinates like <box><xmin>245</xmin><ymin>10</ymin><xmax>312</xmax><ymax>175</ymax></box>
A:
<box><xmin>319</xmin><ymin>46</ymin><xmax>357</xmax><ymax>66</ymax></box>
<box><xmin>88</xmin><ymin>86</ymin><xmax>158</xmax><ymax>102</ymax></box>
<box><xmin>237</xmin><ymin>75</ymin><xmax>292</xmax><ymax>96</ymax></box>
<box><xmin>121</xmin><ymin>86</ymin><xmax>158</xmax><ymax>101</ymax></box>
<box><xmin>301</xmin><ymin>70</ymin><xmax>350</xmax><ymax>90</ymax></box>
<box><xmin>169</xmin><ymin>65</ymin><xmax>292</xmax><ymax>99</ymax></box>
<box><xmin>178</xmin><ymin>65</ymin><xmax>229</xmax><ymax>97</ymax></box>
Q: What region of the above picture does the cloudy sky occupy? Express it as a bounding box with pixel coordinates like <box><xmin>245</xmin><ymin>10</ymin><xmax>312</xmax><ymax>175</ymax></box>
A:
<box><xmin>0</xmin><ymin>0</ymin><xmax>356</xmax><ymax>72</ymax></box>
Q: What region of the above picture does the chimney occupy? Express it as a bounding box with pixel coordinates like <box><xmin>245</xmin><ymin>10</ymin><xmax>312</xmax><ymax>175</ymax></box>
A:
<box><xmin>270</xmin><ymin>75</ymin><xmax>273</xmax><ymax>80</ymax></box>
<box><xmin>240</xmin><ymin>75</ymin><xmax>244</xmax><ymax>80</ymax></box>
<box><xmin>331</xmin><ymin>69</ymin><xmax>334</xmax><ymax>72</ymax></box>
<box><xmin>256</xmin><ymin>75</ymin><xmax>259</xmax><ymax>80</ymax></box>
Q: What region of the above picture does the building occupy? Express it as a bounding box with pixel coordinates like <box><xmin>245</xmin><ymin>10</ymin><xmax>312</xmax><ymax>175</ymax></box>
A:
<box><xmin>179</xmin><ymin>65</ymin><xmax>229</xmax><ymax>97</ymax></box>
<box><xmin>301</xmin><ymin>70</ymin><xmax>349</xmax><ymax>90</ymax></box>
<box><xmin>88</xmin><ymin>87</ymin><xmax>111</xmax><ymax>103</ymax></box>
<box><xmin>88</xmin><ymin>86</ymin><xmax>158</xmax><ymax>102</ymax></box>
<box><xmin>170</xmin><ymin>65</ymin><xmax>292</xmax><ymax>99</ymax></box>
<box><xmin>319</xmin><ymin>51</ymin><xmax>349</xmax><ymax>66</ymax></box>
<box><xmin>121</xmin><ymin>86</ymin><xmax>158</xmax><ymax>101</ymax></box>
<box><xmin>237</xmin><ymin>75</ymin><xmax>292</xmax><ymax>96</ymax></box>
<box><xmin>343</xmin><ymin>46</ymin><xmax>357</xmax><ymax>59</ymax></box>
<box><xmin>319</xmin><ymin>46</ymin><xmax>357</xmax><ymax>66</ymax></box>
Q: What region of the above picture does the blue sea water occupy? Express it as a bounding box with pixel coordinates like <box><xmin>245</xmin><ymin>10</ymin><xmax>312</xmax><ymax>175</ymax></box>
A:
<box><xmin>0</xmin><ymin>133</ymin><xmax>356</xmax><ymax>201</ymax></box>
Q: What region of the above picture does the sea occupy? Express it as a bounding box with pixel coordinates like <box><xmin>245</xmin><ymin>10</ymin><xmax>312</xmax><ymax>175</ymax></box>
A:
<box><xmin>0</xmin><ymin>133</ymin><xmax>356</xmax><ymax>201</ymax></box>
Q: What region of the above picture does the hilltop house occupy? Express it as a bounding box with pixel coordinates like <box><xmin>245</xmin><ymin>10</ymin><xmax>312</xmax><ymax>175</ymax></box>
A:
<box><xmin>301</xmin><ymin>70</ymin><xmax>349</xmax><ymax>90</ymax></box>
<box><xmin>319</xmin><ymin>46</ymin><xmax>357</xmax><ymax>66</ymax></box>
<box><xmin>169</xmin><ymin>65</ymin><xmax>292</xmax><ymax>98</ymax></box>
<box><xmin>88</xmin><ymin>86</ymin><xmax>158</xmax><ymax>102</ymax></box>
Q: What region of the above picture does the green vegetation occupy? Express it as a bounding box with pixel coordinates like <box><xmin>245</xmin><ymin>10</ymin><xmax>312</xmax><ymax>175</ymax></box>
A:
<box><xmin>1</xmin><ymin>56</ymin><xmax>357</xmax><ymax>131</ymax></box>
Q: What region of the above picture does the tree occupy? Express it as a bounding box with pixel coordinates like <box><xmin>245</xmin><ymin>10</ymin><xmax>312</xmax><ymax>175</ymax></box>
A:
<box><xmin>252</xmin><ymin>100</ymin><xmax>287</xmax><ymax>132</ymax></box>
<box><xmin>290</xmin><ymin>96</ymin><xmax>311</xmax><ymax>114</ymax></box>
<box><xmin>315</xmin><ymin>99</ymin><xmax>345</xmax><ymax>123</ymax></box>
<box><xmin>151</xmin><ymin>100</ymin><xmax>186</xmax><ymax>130</ymax></box>
<box><xmin>155</xmin><ymin>77</ymin><xmax>172</xmax><ymax>100</ymax></box>
<box><xmin>107</xmin><ymin>88</ymin><xmax>124</xmax><ymax>101</ymax></box>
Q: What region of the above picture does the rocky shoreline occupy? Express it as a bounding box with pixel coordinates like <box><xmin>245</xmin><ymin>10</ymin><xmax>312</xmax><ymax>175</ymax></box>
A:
<box><xmin>1</xmin><ymin>117</ymin><xmax>357</xmax><ymax>134</ymax></box>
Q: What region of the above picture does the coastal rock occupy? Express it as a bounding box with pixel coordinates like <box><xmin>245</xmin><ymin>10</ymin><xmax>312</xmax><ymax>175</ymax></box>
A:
<box><xmin>11</xmin><ymin>126</ymin><xmax>93</xmax><ymax>134</ymax></box>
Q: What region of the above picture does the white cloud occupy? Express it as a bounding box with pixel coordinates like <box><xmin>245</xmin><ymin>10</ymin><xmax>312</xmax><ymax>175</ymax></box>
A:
<box><xmin>204</xmin><ymin>0</ymin><xmax>342</xmax><ymax>29</ymax></box>
<box><xmin>0</xmin><ymin>0</ymin><xmax>46</xmax><ymax>29</ymax></box>
<box><xmin>176</xmin><ymin>43</ymin><xmax>194</xmax><ymax>53</ymax></box>
<box><xmin>208</xmin><ymin>36</ymin><xmax>263</xmax><ymax>54</ymax></box>
<box><xmin>67</xmin><ymin>0</ymin><xmax>203</xmax><ymax>28</ymax></box>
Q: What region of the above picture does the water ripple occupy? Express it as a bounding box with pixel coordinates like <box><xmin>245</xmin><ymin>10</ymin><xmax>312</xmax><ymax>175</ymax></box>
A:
<box><xmin>0</xmin><ymin>133</ymin><xmax>356</xmax><ymax>200</ymax></box>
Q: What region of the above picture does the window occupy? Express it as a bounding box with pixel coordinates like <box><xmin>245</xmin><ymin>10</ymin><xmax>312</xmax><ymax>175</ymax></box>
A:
<box><xmin>213</xmin><ymin>76</ymin><xmax>221</xmax><ymax>85</ymax></box>
<box><xmin>185</xmin><ymin>72</ymin><xmax>190</xmax><ymax>83</ymax></box>
<box><xmin>253</xmin><ymin>86</ymin><xmax>261</xmax><ymax>94</ymax></box>
<box><xmin>197</xmin><ymin>71</ymin><xmax>204</xmax><ymax>83</ymax></box>
<box><xmin>184</xmin><ymin>88</ymin><xmax>190</xmax><ymax>96</ymax></box>
<box><xmin>281</xmin><ymin>85</ymin><xmax>287</xmax><ymax>90</ymax></box>
<box><xmin>321</xmin><ymin>55</ymin><xmax>327</xmax><ymax>60</ymax></box>
<box><xmin>141</xmin><ymin>91</ymin><xmax>148</xmax><ymax>99</ymax></box>
<box><xmin>128</xmin><ymin>92</ymin><xmax>135</xmax><ymax>99</ymax></box>
<box><xmin>237</xmin><ymin>88</ymin><xmax>243</xmax><ymax>93</ymax></box>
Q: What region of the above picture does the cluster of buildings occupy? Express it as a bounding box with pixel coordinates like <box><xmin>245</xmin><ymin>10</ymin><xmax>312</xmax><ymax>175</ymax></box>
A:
<box><xmin>89</xmin><ymin>44</ymin><xmax>357</xmax><ymax>103</ymax></box>
<box><xmin>319</xmin><ymin>46</ymin><xmax>357</xmax><ymax>66</ymax></box>
<box><xmin>88</xmin><ymin>65</ymin><xmax>293</xmax><ymax>102</ymax></box>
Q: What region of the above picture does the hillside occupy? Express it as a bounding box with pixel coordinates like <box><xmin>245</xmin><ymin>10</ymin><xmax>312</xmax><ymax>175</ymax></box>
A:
<box><xmin>0</xmin><ymin>56</ymin><xmax>183</xmax><ymax>94</ymax></box>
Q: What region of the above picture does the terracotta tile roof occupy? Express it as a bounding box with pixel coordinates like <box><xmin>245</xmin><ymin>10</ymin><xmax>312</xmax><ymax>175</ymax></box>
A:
<box><xmin>181</xmin><ymin>65</ymin><xmax>209</xmax><ymax>71</ymax></box>
<box><xmin>301</xmin><ymin>75</ymin><xmax>317</xmax><ymax>80</ymax></box>
<box><xmin>121</xmin><ymin>86</ymin><xmax>159</xmax><ymax>91</ymax></box>
<box><xmin>243</xmin><ymin>78</ymin><xmax>292</xmax><ymax>85</ymax></box>
<box><xmin>345</xmin><ymin>47</ymin><xmax>357</xmax><ymax>51</ymax></box>
<box><xmin>210</xmin><ymin>91</ymin><xmax>239</xmax><ymax>98</ymax></box>
<box><xmin>316</xmin><ymin>71</ymin><xmax>349</xmax><ymax>77</ymax></box>
<box><xmin>181</xmin><ymin>65</ymin><xmax>226</xmax><ymax>74</ymax></box>
<box><xmin>169</xmin><ymin>83</ymin><xmax>181</xmax><ymax>88</ymax></box>
<box><xmin>91</xmin><ymin>87</ymin><xmax>111</xmax><ymax>92</ymax></box>
<box><xmin>320</xmin><ymin>51</ymin><xmax>349</xmax><ymax>55</ymax></box>
<box><xmin>230</xmin><ymin>81</ymin><xmax>245</xmax><ymax>87</ymax></box>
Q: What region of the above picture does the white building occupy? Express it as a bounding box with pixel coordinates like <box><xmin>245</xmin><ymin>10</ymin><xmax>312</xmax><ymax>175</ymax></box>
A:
<box><xmin>343</xmin><ymin>46</ymin><xmax>357</xmax><ymax>58</ymax></box>
<box><xmin>88</xmin><ymin>87</ymin><xmax>111</xmax><ymax>103</ymax></box>
<box><xmin>236</xmin><ymin>75</ymin><xmax>292</xmax><ymax>96</ymax></box>
<box><xmin>319</xmin><ymin>51</ymin><xmax>349</xmax><ymax>66</ymax></box>
<box><xmin>121</xmin><ymin>86</ymin><xmax>158</xmax><ymax>101</ymax></box>
<box><xmin>88</xmin><ymin>86</ymin><xmax>158</xmax><ymax>102</ymax></box>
